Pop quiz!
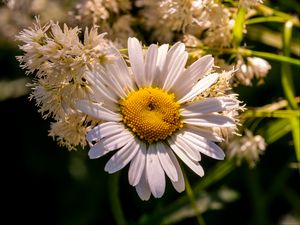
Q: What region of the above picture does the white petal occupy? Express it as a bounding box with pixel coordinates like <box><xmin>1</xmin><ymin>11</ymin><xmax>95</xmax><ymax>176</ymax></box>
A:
<box><xmin>184</xmin><ymin>125</ymin><xmax>224</xmax><ymax>142</ymax></box>
<box><xmin>86</xmin><ymin>70</ymin><xmax>119</xmax><ymax>108</ymax></box>
<box><xmin>163</xmin><ymin>51</ymin><xmax>188</xmax><ymax>91</ymax></box>
<box><xmin>105</xmin><ymin>47</ymin><xmax>134</xmax><ymax>91</ymax></box>
<box><xmin>157</xmin><ymin>142</ymin><xmax>178</xmax><ymax>182</ymax></box>
<box><xmin>146</xmin><ymin>144</ymin><xmax>166</xmax><ymax>198</ymax></box>
<box><xmin>168</xmin><ymin>139</ymin><xmax>204</xmax><ymax>177</ymax></box>
<box><xmin>156</xmin><ymin>44</ymin><xmax>169</xmax><ymax>71</ymax></box>
<box><xmin>128</xmin><ymin>37</ymin><xmax>145</xmax><ymax>87</ymax></box>
<box><xmin>161</xmin><ymin>42</ymin><xmax>185</xmax><ymax>80</ymax></box>
<box><xmin>135</xmin><ymin>168</ymin><xmax>151</xmax><ymax>201</ymax></box>
<box><xmin>144</xmin><ymin>44</ymin><xmax>158</xmax><ymax>86</ymax></box>
<box><xmin>77</xmin><ymin>100</ymin><xmax>121</xmax><ymax>121</ymax></box>
<box><xmin>181</xmin><ymin>97</ymin><xmax>239</xmax><ymax>117</ymax></box>
<box><xmin>88</xmin><ymin>142</ymin><xmax>107</xmax><ymax>159</ymax></box>
<box><xmin>182</xmin><ymin>131</ymin><xmax>225</xmax><ymax>160</ymax></box>
<box><xmin>167</xmin><ymin>148</ymin><xmax>185</xmax><ymax>192</ymax></box>
<box><xmin>104</xmin><ymin>139</ymin><xmax>139</xmax><ymax>173</ymax></box>
<box><xmin>171</xmin><ymin>134</ymin><xmax>201</xmax><ymax>161</ymax></box>
<box><xmin>178</xmin><ymin>73</ymin><xmax>219</xmax><ymax>103</ymax></box>
<box><xmin>104</xmin><ymin>63</ymin><xmax>131</xmax><ymax>98</ymax></box>
<box><xmin>103</xmin><ymin>130</ymin><xmax>134</xmax><ymax>150</ymax></box>
<box><xmin>173</xmin><ymin>55</ymin><xmax>214</xmax><ymax>98</ymax></box>
<box><xmin>86</xmin><ymin>122</ymin><xmax>124</xmax><ymax>143</ymax></box>
<box><xmin>183</xmin><ymin>114</ymin><xmax>235</xmax><ymax>127</ymax></box>
<box><xmin>128</xmin><ymin>141</ymin><xmax>147</xmax><ymax>186</ymax></box>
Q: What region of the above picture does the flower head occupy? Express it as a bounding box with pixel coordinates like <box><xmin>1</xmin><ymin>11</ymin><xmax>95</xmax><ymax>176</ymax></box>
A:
<box><xmin>226</xmin><ymin>129</ymin><xmax>266</xmax><ymax>167</ymax></box>
<box><xmin>77</xmin><ymin>37</ymin><xmax>241</xmax><ymax>200</ymax></box>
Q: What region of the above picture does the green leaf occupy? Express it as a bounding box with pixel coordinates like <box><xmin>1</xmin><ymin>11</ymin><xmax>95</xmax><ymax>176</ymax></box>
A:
<box><xmin>259</xmin><ymin>119</ymin><xmax>292</xmax><ymax>144</ymax></box>
<box><xmin>281</xmin><ymin>21</ymin><xmax>300</xmax><ymax>172</ymax></box>
<box><xmin>290</xmin><ymin>117</ymin><xmax>300</xmax><ymax>163</ymax></box>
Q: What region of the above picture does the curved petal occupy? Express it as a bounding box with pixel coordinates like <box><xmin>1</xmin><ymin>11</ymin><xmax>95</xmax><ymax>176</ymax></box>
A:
<box><xmin>156</xmin><ymin>44</ymin><xmax>169</xmax><ymax>70</ymax></box>
<box><xmin>168</xmin><ymin>138</ymin><xmax>204</xmax><ymax>177</ymax></box>
<box><xmin>77</xmin><ymin>100</ymin><xmax>121</xmax><ymax>121</ymax></box>
<box><xmin>183</xmin><ymin>114</ymin><xmax>235</xmax><ymax>127</ymax></box>
<box><xmin>103</xmin><ymin>130</ymin><xmax>134</xmax><ymax>150</ymax></box>
<box><xmin>159</xmin><ymin>42</ymin><xmax>185</xmax><ymax>85</ymax></box>
<box><xmin>181</xmin><ymin>97</ymin><xmax>239</xmax><ymax>117</ymax></box>
<box><xmin>104</xmin><ymin>63</ymin><xmax>131</xmax><ymax>98</ymax></box>
<box><xmin>153</xmin><ymin>44</ymin><xmax>169</xmax><ymax>86</ymax></box>
<box><xmin>88</xmin><ymin>142</ymin><xmax>107</xmax><ymax>159</ymax></box>
<box><xmin>104</xmin><ymin>138</ymin><xmax>139</xmax><ymax>173</ymax></box>
<box><xmin>171</xmin><ymin>134</ymin><xmax>201</xmax><ymax>161</ymax></box>
<box><xmin>85</xmin><ymin>70</ymin><xmax>119</xmax><ymax>110</ymax></box>
<box><xmin>105</xmin><ymin>47</ymin><xmax>134</xmax><ymax>91</ymax></box>
<box><xmin>86</xmin><ymin>122</ymin><xmax>124</xmax><ymax>143</ymax></box>
<box><xmin>178</xmin><ymin>73</ymin><xmax>219</xmax><ymax>103</ymax></box>
<box><xmin>183</xmin><ymin>125</ymin><xmax>223</xmax><ymax>142</ymax></box>
<box><xmin>128</xmin><ymin>141</ymin><xmax>147</xmax><ymax>186</ymax></box>
<box><xmin>172</xmin><ymin>55</ymin><xmax>214</xmax><ymax>98</ymax></box>
<box><xmin>182</xmin><ymin>131</ymin><xmax>225</xmax><ymax>160</ymax></box>
<box><xmin>162</xmin><ymin>51</ymin><xmax>188</xmax><ymax>91</ymax></box>
<box><xmin>144</xmin><ymin>44</ymin><xmax>158</xmax><ymax>86</ymax></box>
<box><xmin>146</xmin><ymin>144</ymin><xmax>166</xmax><ymax>198</ymax></box>
<box><xmin>166</xmin><ymin>147</ymin><xmax>185</xmax><ymax>192</ymax></box>
<box><xmin>128</xmin><ymin>37</ymin><xmax>145</xmax><ymax>87</ymax></box>
<box><xmin>135</xmin><ymin>168</ymin><xmax>151</xmax><ymax>201</ymax></box>
<box><xmin>157</xmin><ymin>142</ymin><xmax>178</xmax><ymax>182</ymax></box>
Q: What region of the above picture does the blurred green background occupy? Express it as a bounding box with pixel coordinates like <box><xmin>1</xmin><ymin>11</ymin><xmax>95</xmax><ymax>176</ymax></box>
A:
<box><xmin>0</xmin><ymin>1</ymin><xmax>299</xmax><ymax>225</ymax></box>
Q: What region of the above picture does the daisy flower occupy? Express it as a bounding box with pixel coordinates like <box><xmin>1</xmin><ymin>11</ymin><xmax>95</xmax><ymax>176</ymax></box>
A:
<box><xmin>77</xmin><ymin>37</ymin><xmax>240</xmax><ymax>200</ymax></box>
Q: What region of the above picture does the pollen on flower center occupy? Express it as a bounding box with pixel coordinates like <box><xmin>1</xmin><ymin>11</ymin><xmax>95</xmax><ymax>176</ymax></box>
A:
<box><xmin>120</xmin><ymin>87</ymin><xmax>183</xmax><ymax>143</ymax></box>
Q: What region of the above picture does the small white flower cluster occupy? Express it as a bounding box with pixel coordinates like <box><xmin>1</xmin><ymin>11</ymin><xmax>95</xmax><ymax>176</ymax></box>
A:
<box><xmin>16</xmin><ymin>18</ymin><xmax>115</xmax><ymax>150</ymax></box>
<box><xmin>137</xmin><ymin>0</ymin><xmax>235</xmax><ymax>47</ymax></box>
<box><xmin>235</xmin><ymin>57</ymin><xmax>271</xmax><ymax>86</ymax></box>
<box><xmin>71</xmin><ymin>0</ymin><xmax>134</xmax><ymax>47</ymax></box>
<box><xmin>239</xmin><ymin>0</ymin><xmax>264</xmax><ymax>9</ymax></box>
<box><xmin>226</xmin><ymin>129</ymin><xmax>266</xmax><ymax>167</ymax></box>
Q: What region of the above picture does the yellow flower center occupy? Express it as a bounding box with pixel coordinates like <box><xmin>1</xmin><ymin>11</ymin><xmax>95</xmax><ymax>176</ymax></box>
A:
<box><xmin>120</xmin><ymin>87</ymin><xmax>183</xmax><ymax>143</ymax></box>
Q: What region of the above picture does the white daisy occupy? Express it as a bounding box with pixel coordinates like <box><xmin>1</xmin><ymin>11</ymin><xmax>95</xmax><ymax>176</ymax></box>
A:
<box><xmin>77</xmin><ymin>37</ymin><xmax>240</xmax><ymax>200</ymax></box>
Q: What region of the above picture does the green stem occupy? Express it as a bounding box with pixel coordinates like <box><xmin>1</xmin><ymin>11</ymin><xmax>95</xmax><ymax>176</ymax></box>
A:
<box><xmin>108</xmin><ymin>172</ymin><xmax>127</xmax><ymax>225</ymax></box>
<box><xmin>245</xmin><ymin>16</ymin><xmax>286</xmax><ymax>25</ymax></box>
<box><xmin>281</xmin><ymin>21</ymin><xmax>300</xmax><ymax>173</ymax></box>
<box><xmin>242</xmin><ymin>109</ymin><xmax>300</xmax><ymax>118</ymax></box>
<box><xmin>182</xmin><ymin>168</ymin><xmax>206</xmax><ymax>225</ymax></box>
<box><xmin>193</xmin><ymin>47</ymin><xmax>300</xmax><ymax>66</ymax></box>
<box><xmin>237</xmin><ymin>48</ymin><xmax>300</xmax><ymax>66</ymax></box>
<box><xmin>281</xmin><ymin>21</ymin><xmax>299</xmax><ymax>109</ymax></box>
<box><xmin>256</xmin><ymin>4</ymin><xmax>300</xmax><ymax>27</ymax></box>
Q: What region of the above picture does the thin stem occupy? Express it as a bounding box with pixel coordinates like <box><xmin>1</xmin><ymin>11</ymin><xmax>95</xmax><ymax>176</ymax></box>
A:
<box><xmin>108</xmin><ymin>172</ymin><xmax>127</xmax><ymax>225</ymax></box>
<box><xmin>182</xmin><ymin>168</ymin><xmax>206</xmax><ymax>225</ymax></box>
<box><xmin>242</xmin><ymin>109</ymin><xmax>300</xmax><ymax>119</ymax></box>
<box><xmin>256</xmin><ymin>4</ymin><xmax>300</xmax><ymax>27</ymax></box>
<box><xmin>281</xmin><ymin>21</ymin><xmax>300</xmax><ymax>173</ymax></box>
<box><xmin>233</xmin><ymin>7</ymin><xmax>246</xmax><ymax>47</ymax></box>
<box><xmin>245</xmin><ymin>16</ymin><xmax>286</xmax><ymax>25</ymax></box>
<box><xmin>189</xmin><ymin>47</ymin><xmax>300</xmax><ymax>66</ymax></box>
<box><xmin>281</xmin><ymin>21</ymin><xmax>299</xmax><ymax>109</ymax></box>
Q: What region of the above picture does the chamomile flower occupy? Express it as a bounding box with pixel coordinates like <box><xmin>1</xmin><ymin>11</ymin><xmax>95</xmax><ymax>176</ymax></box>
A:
<box><xmin>77</xmin><ymin>37</ymin><xmax>241</xmax><ymax>200</ymax></box>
